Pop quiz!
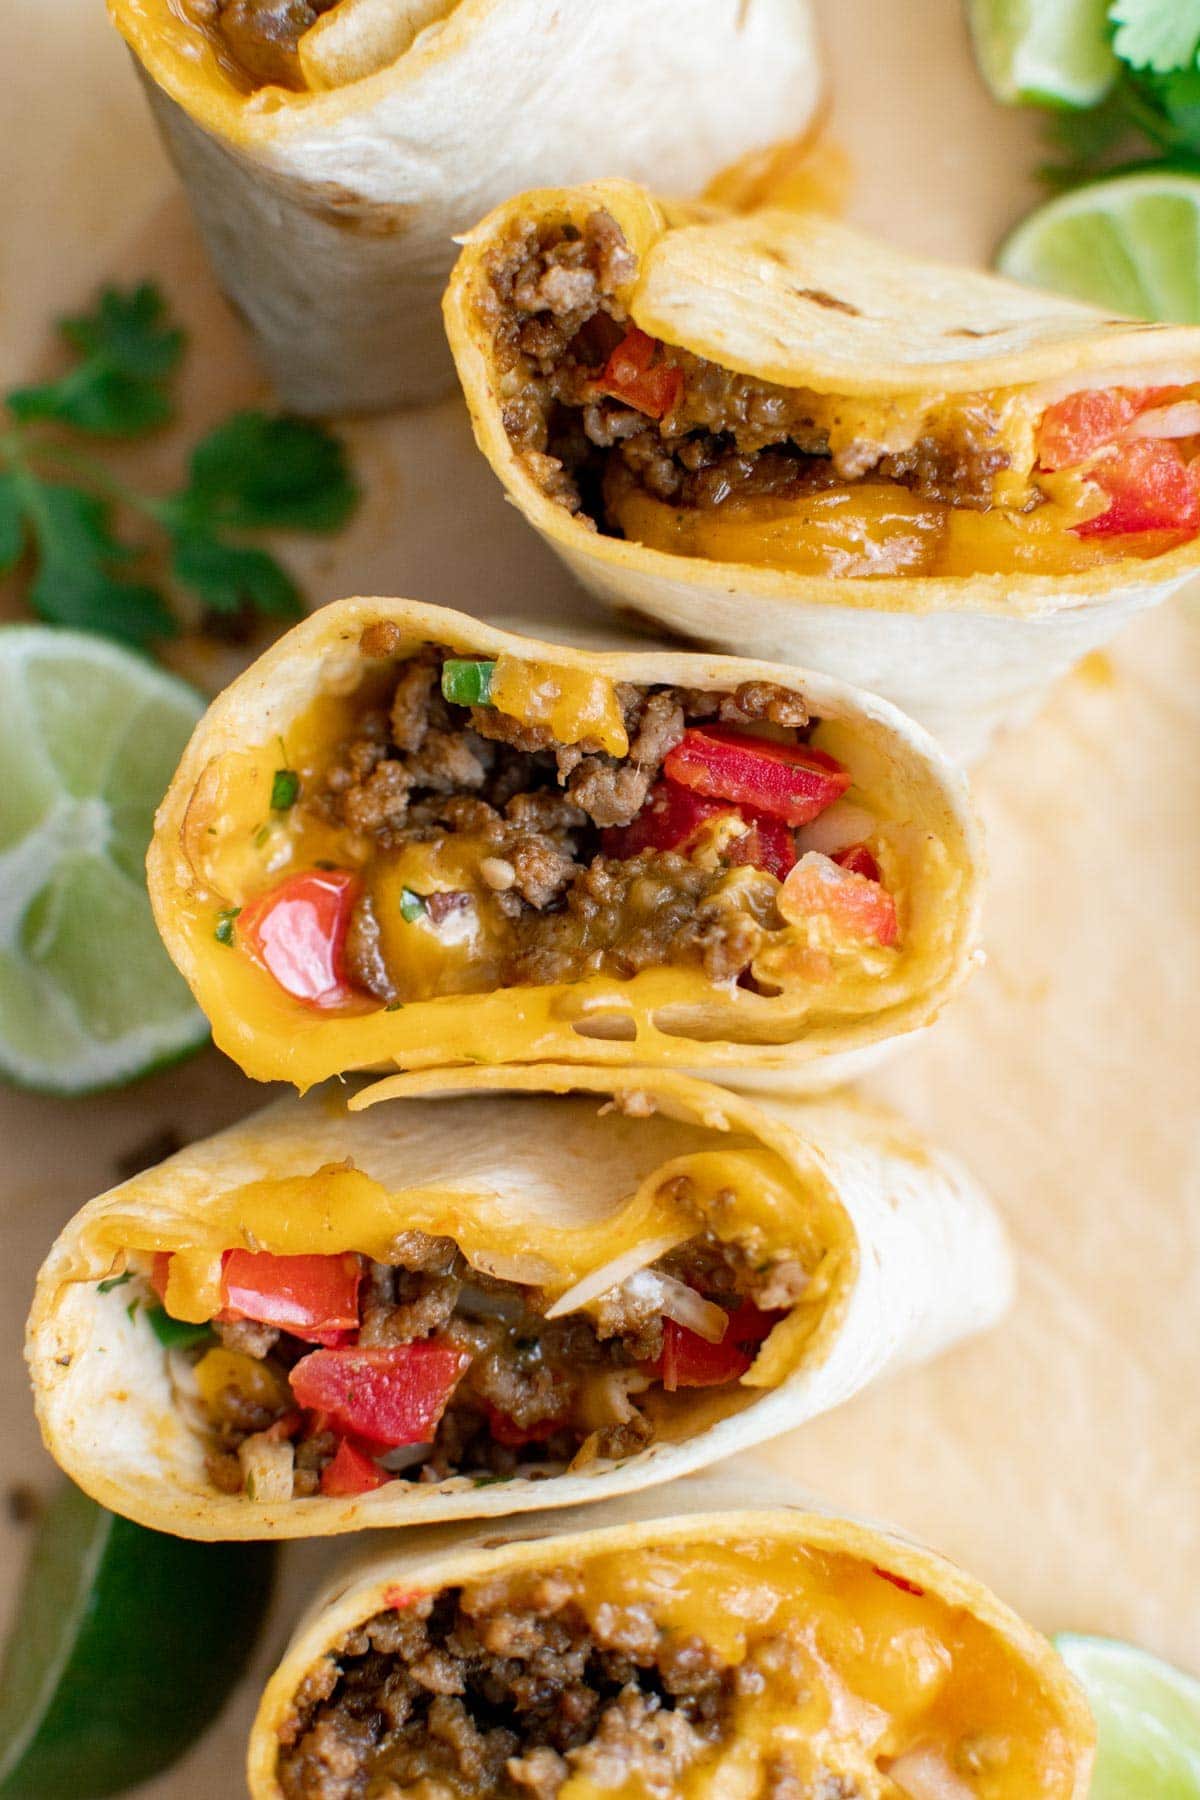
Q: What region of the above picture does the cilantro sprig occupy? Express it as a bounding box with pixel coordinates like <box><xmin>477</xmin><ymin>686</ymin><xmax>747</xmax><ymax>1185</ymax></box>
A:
<box><xmin>1033</xmin><ymin>2</ymin><xmax>1200</xmax><ymax>187</ymax></box>
<box><xmin>0</xmin><ymin>283</ymin><xmax>358</xmax><ymax>648</ymax></box>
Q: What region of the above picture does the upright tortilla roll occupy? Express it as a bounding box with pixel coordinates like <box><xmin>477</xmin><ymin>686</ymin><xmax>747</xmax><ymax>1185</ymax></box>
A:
<box><xmin>27</xmin><ymin>1066</ymin><xmax>1011</xmax><ymax>1540</ymax></box>
<box><xmin>105</xmin><ymin>1</ymin><xmax>821</xmax><ymax>413</ymax></box>
<box><xmin>445</xmin><ymin>179</ymin><xmax>1200</xmax><ymax>761</ymax></box>
<box><xmin>147</xmin><ymin>597</ymin><xmax>983</xmax><ymax>1092</ymax></box>
<box><xmin>248</xmin><ymin>1468</ymin><xmax>1093</xmax><ymax>1799</ymax></box>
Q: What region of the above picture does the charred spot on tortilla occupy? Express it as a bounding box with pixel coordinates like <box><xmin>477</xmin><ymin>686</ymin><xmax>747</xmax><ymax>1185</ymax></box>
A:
<box><xmin>791</xmin><ymin>286</ymin><xmax>861</xmax><ymax>315</ymax></box>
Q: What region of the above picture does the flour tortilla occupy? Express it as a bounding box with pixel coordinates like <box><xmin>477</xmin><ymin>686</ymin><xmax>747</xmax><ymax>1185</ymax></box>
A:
<box><xmin>246</xmin><ymin>1466</ymin><xmax>1093</xmax><ymax>1800</ymax></box>
<box><xmin>27</xmin><ymin>1066</ymin><xmax>1010</xmax><ymax>1540</ymax></box>
<box><xmin>146</xmin><ymin>596</ymin><xmax>983</xmax><ymax>1092</ymax></box>
<box><xmin>444</xmin><ymin>181</ymin><xmax>1200</xmax><ymax>761</ymax></box>
<box><xmin>106</xmin><ymin>0</ymin><xmax>821</xmax><ymax>413</ymax></box>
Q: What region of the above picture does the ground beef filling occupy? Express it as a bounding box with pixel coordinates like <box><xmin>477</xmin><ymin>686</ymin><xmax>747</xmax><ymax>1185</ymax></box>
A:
<box><xmin>315</xmin><ymin>638</ymin><xmax>811</xmax><ymax>999</ymax></box>
<box><xmin>199</xmin><ymin>1229</ymin><xmax>801</xmax><ymax>1498</ymax></box>
<box><xmin>483</xmin><ymin>210</ymin><xmax>1012</xmax><ymax>523</ymax></box>
<box><xmin>192</xmin><ymin>0</ymin><xmax>339</xmax><ymax>89</ymax></box>
<box><xmin>277</xmin><ymin>1576</ymin><xmax>841</xmax><ymax>1800</ymax></box>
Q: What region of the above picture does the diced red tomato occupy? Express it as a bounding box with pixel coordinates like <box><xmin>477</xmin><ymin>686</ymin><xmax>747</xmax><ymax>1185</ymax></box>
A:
<box><xmin>221</xmin><ymin>1251</ymin><xmax>362</xmax><ymax>1340</ymax></box>
<box><xmin>482</xmin><ymin>1401</ymin><xmax>570</xmax><ymax>1450</ymax></box>
<box><xmin>601</xmin><ymin>778</ymin><xmax>796</xmax><ymax>880</ymax></box>
<box><xmin>655</xmin><ymin>1302</ymin><xmax>781</xmax><ymax>1393</ymax></box>
<box><xmin>591</xmin><ymin>328</ymin><xmax>683</xmax><ymax>420</ymax></box>
<box><xmin>1037</xmin><ymin>385</ymin><xmax>1183</xmax><ymax>471</ymax></box>
<box><xmin>150</xmin><ymin>1252</ymin><xmax>172</xmax><ymax>1302</ymax></box>
<box><xmin>832</xmin><ymin>843</ymin><xmax>882</xmax><ymax>882</ymax></box>
<box><xmin>730</xmin><ymin>814</ymin><xmax>796</xmax><ymax>882</ymax></box>
<box><xmin>290</xmin><ymin>1342</ymin><xmax>471</xmax><ymax>1448</ymax></box>
<box><xmin>237</xmin><ymin>868</ymin><xmax>361</xmax><ymax>1007</ymax></box>
<box><xmin>320</xmin><ymin>1438</ymin><xmax>390</xmax><ymax>1497</ymax></box>
<box><xmin>780</xmin><ymin>851</ymin><xmax>898</xmax><ymax>947</ymax></box>
<box><xmin>873</xmin><ymin>1566</ymin><xmax>926</xmax><ymax>1598</ymax></box>
<box><xmin>383</xmin><ymin>1586</ymin><xmax>422</xmax><ymax>1610</ymax></box>
<box><xmin>1074</xmin><ymin>438</ymin><xmax>1200</xmax><ymax>538</ymax></box>
<box><xmin>664</xmin><ymin>728</ymin><xmax>850</xmax><ymax>828</ymax></box>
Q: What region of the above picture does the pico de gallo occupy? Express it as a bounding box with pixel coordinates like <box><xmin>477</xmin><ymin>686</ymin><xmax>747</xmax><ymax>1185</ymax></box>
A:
<box><xmin>211</xmin><ymin>633</ymin><xmax>902</xmax><ymax>1019</ymax></box>
<box><xmin>125</xmin><ymin>1218</ymin><xmax>818</xmax><ymax>1500</ymax></box>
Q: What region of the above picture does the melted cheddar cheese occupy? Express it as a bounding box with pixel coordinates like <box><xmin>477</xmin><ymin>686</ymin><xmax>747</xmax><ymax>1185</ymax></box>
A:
<box><xmin>427</xmin><ymin>1541</ymin><xmax>1082</xmax><ymax>1799</ymax></box>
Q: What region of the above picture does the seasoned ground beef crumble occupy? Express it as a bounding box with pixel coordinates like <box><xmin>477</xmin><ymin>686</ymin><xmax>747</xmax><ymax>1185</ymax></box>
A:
<box><xmin>482</xmin><ymin>210</ymin><xmax>1012</xmax><ymax>529</ymax></box>
<box><xmin>277</xmin><ymin>1575</ymin><xmax>847</xmax><ymax>1800</ymax></box>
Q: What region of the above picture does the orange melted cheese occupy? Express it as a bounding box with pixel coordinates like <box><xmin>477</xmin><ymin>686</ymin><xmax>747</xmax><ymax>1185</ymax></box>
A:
<box><xmin>609</xmin><ymin>478</ymin><xmax>1180</xmax><ymax>581</ymax></box>
<box><xmin>166</xmin><ymin>638</ymin><xmax>946</xmax><ymax>1087</ymax></box>
<box><xmin>440</xmin><ymin>1541</ymin><xmax>1082</xmax><ymax>1799</ymax></box>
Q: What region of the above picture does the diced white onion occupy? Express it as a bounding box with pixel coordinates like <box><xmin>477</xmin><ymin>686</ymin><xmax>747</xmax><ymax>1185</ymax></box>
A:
<box><xmin>378</xmin><ymin>1442</ymin><xmax>432</xmax><ymax>1472</ymax></box>
<box><xmin>468</xmin><ymin>1249</ymin><xmax>557</xmax><ymax>1286</ymax></box>
<box><xmin>238</xmin><ymin>1432</ymin><xmax>294</xmax><ymax>1504</ymax></box>
<box><xmin>887</xmin><ymin>1749</ymin><xmax>975</xmax><ymax>1800</ymax></box>
<box><xmin>795</xmin><ymin>801</ymin><xmax>878</xmax><ymax>858</ymax></box>
<box><xmin>1124</xmin><ymin>401</ymin><xmax>1200</xmax><ymax>440</ymax></box>
<box><xmin>543</xmin><ymin>1231</ymin><xmax>694</xmax><ymax>1319</ymax></box>
<box><xmin>641</xmin><ymin>1271</ymin><xmax>729</xmax><ymax>1343</ymax></box>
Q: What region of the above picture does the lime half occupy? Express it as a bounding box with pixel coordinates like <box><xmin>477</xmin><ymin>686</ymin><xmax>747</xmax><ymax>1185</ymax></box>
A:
<box><xmin>0</xmin><ymin>1482</ymin><xmax>276</xmax><ymax>1799</ymax></box>
<box><xmin>997</xmin><ymin>171</ymin><xmax>1200</xmax><ymax>321</ymax></box>
<box><xmin>965</xmin><ymin>0</ymin><xmax>1119</xmax><ymax>109</ymax></box>
<box><xmin>0</xmin><ymin>626</ymin><xmax>207</xmax><ymax>1093</ymax></box>
<box><xmin>1056</xmin><ymin>1633</ymin><xmax>1200</xmax><ymax>1798</ymax></box>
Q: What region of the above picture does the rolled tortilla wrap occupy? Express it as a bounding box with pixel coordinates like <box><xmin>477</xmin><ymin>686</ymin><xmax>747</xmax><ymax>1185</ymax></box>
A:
<box><xmin>27</xmin><ymin>1066</ymin><xmax>1011</xmax><ymax>1540</ymax></box>
<box><xmin>444</xmin><ymin>180</ymin><xmax>1200</xmax><ymax>761</ymax></box>
<box><xmin>247</xmin><ymin>1467</ymin><xmax>1093</xmax><ymax>1799</ymax></box>
<box><xmin>146</xmin><ymin>597</ymin><xmax>983</xmax><ymax>1091</ymax></box>
<box><xmin>105</xmin><ymin>1</ymin><xmax>821</xmax><ymax>413</ymax></box>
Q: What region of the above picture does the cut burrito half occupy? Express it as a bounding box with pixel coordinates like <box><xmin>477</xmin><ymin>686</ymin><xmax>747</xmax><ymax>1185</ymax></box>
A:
<box><xmin>445</xmin><ymin>179</ymin><xmax>1200</xmax><ymax>759</ymax></box>
<box><xmin>248</xmin><ymin>1471</ymin><xmax>1093</xmax><ymax>1799</ymax></box>
<box><xmin>27</xmin><ymin>1067</ymin><xmax>1011</xmax><ymax>1539</ymax></box>
<box><xmin>147</xmin><ymin>598</ymin><xmax>982</xmax><ymax>1090</ymax></box>
<box><xmin>105</xmin><ymin>1</ymin><xmax>820</xmax><ymax>413</ymax></box>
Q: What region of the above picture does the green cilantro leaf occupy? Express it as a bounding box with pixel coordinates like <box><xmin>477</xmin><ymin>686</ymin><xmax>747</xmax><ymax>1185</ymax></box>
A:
<box><xmin>168</xmin><ymin>526</ymin><xmax>304</xmax><ymax>619</ymax></box>
<box><xmin>1136</xmin><ymin>65</ymin><xmax>1200</xmax><ymax>151</ymax></box>
<box><xmin>0</xmin><ymin>472</ymin><xmax>24</xmax><ymax>574</ymax></box>
<box><xmin>8</xmin><ymin>284</ymin><xmax>185</xmax><ymax>437</ymax></box>
<box><xmin>23</xmin><ymin>484</ymin><xmax>176</xmax><ymax>647</ymax></box>
<box><xmin>1109</xmin><ymin>0</ymin><xmax>1200</xmax><ymax>75</ymax></box>
<box><xmin>215</xmin><ymin>907</ymin><xmax>241</xmax><ymax>945</ymax></box>
<box><xmin>184</xmin><ymin>412</ymin><xmax>359</xmax><ymax>531</ymax></box>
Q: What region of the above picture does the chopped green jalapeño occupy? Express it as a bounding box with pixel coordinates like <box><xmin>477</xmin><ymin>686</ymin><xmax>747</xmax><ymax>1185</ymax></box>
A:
<box><xmin>399</xmin><ymin>888</ymin><xmax>427</xmax><ymax>924</ymax></box>
<box><xmin>441</xmin><ymin>658</ymin><xmax>495</xmax><ymax>706</ymax></box>
<box><xmin>271</xmin><ymin>768</ymin><xmax>300</xmax><ymax>810</ymax></box>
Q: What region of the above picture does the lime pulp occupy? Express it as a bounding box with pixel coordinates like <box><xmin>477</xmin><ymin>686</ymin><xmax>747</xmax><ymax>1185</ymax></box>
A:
<box><xmin>1056</xmin><ymin>1633</ymin><xmax>1200</xmax><ymax>1799</ymax></box>
<box><xmin>0</xmin><ymin>625</ymin><xmax>208</xmax><ymax>1093</ymax></box>
<box><xmin>997</xmin><ymin>170</ymin><xmax>1200</xmax><ymax>322</ymax></box>
<box><xmin>965</xmin><ymin>0</ymin><xmax>1119</xmax><ymax>110</ymax></box>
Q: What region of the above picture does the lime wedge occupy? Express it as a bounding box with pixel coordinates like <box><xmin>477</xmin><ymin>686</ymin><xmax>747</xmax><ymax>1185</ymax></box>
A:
<box><xmin>997</xmin><ymin>171</ymin><xmax>1200</xmax><ymax>321</ymax></box>
<box><xmin>0</xmin><ymin>626</ymin><xmax>208</xmax><ymax>1093</ymax></box>
<box><xmin>1056</xmin><ymin>1634</ymin><xmax>1200</xmax><ymax>1798</ymax></box>
<box><xmin>0</xmin><ymin>1482</ymin><xmax>276</xmax><ymax>1799</ymax></box>
<box><xmin>965</xmin><ymin>0</ymin><xmax>1119</xmax><ymax>109</ymax></box>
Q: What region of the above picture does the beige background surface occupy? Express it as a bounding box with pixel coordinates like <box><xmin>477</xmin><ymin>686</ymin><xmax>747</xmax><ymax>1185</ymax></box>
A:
<box><xmin>1</xmin><ymin>2</ymin><xmax>1197</xmax><ymax>1793</ymax></box>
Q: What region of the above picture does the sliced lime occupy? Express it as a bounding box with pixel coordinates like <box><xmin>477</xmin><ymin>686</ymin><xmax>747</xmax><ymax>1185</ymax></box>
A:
<box><xmin>965</xmin><ymin>0</ymin><xmax>1119</xmax><ymax>109</ymax></box>
<box><xmin>1056</xmin><ymin>1633</ymin><xmax>1200</xmax><ymax>1798</ymax></box>
<box><xmin>0</xmin><ymin>1482</ymin><xmax>276</xmax><ymax>1799</ymax></box>
<box><xmin>997</xmin><ymin>170</ymin><xmax>1200</xmax><ymax>321</ymax></box>
<box><xmin>0</xmin><ymin>625</ymin><xmax>208</xmax><ymax>1093</ymax></box>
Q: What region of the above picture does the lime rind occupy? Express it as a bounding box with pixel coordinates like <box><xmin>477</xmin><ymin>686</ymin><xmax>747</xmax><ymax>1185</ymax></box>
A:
<box><xmin>966</xmin><ymin>0</ymin><xmax>1119</xmax><ymax>110</ymax></box>
<box><xmin>0</xmin><ymin>627</ymin><xmax>208</xmax><ymax>1094</ymax></box>
<box><xmin>997</xmin><ymin>171</ymin><xmax>1200</xmax><ymax>322</ymax></box>
<box><xmin>1056</xmin><ymin>1634</ymin><xmax>1200</xmax><ymax>1798</ymax></box>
